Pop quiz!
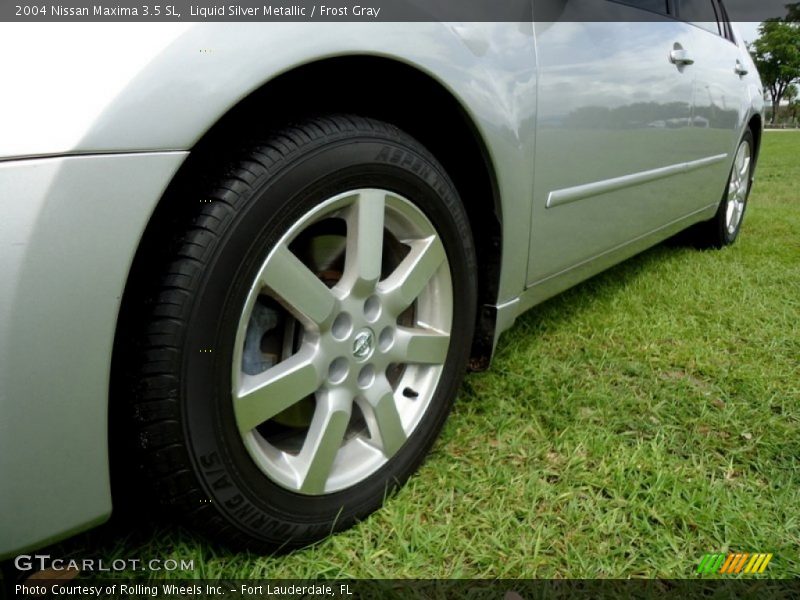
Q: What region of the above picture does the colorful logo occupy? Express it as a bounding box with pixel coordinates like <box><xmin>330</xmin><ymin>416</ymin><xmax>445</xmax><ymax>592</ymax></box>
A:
<box><xmin>697</xmin><ymin>553</ymin><xmax>773</xmax><ymax>575</ymax></box>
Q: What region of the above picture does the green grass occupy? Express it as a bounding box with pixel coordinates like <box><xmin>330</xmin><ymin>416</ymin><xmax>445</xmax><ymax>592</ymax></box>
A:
<box><xmin>69</xmin><ymin>132</ymin><xmax>800</xmax><ymax>580</ymax></box>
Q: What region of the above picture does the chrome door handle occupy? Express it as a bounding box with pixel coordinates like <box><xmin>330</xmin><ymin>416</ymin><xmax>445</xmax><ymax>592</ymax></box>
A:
<box><xmin>669</xmin><ymin>48</ymin><xmax>695</xmax><ymax>66</ymax></box>
<box><xmin>735</xmin><ymin>61</ymin><xmax>749</xmax><ymax>76</ymax></box>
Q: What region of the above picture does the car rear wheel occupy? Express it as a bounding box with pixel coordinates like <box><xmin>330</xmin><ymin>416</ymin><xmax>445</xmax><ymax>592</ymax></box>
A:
<box><xmin>689</xmin><ymin>128</ymin><xmax>754</xmax><ymax>248</ymax></box>
<box><xmin>123</xmin><ymin>115</ymin><xmax>477</xmax><ymax>551</ymax></box>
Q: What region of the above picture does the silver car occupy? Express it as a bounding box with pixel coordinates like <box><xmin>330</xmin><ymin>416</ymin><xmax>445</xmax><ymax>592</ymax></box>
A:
<box><xmin>0</xmin><ymin>5</ymin><xmax>763</xmax><ymax>556</ymax></box>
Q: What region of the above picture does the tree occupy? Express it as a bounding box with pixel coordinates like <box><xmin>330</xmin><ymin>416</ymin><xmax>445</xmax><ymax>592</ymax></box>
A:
<box><xmin>786</xmin><ymin>84</ymin><xmax>799</xmax><ymax>123</ymax></box>
<box><xmin>749</xmin><ymin>20</ymin><xmax>800</xmax><ymax>123</ymax></box>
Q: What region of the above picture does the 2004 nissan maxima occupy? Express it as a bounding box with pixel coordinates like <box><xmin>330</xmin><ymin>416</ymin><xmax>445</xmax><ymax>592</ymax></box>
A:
<box><xmin>0</xmin><ymin>5</ymin><xmax>763</xmax><ymax>556</ymax></box>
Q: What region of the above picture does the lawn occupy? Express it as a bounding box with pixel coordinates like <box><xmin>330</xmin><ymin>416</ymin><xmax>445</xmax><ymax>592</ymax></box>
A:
<box><xmin>65</xmin><ymin>132</ymin><xmax>800</xmax><ymax>580</ymax></box>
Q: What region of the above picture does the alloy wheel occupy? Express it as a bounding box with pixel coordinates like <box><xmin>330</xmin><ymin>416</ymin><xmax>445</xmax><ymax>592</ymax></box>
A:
<box><xmin>725</xmin><ymin>140</ymin><xmax>751</xmax><ymax>236</ymax></box>
<box><xmin>231</xmin><ymin>189</ymin><xmax>453</xmax><ymax>494</ymax></box>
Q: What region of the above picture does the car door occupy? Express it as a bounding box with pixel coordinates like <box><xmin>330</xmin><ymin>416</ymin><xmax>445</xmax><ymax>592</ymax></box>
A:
<box><xmin>526</xmin><ymin>0</ymin><xmax>701</xmax><ymax>286</ymax></box>
<box><xmin>676</xmin><ymin>0</ymin><xmax>748</xmax><ymax>206</ymax></box>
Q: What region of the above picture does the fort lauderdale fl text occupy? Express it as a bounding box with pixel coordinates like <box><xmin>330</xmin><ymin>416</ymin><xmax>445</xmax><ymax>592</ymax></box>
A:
<box><xmin>46</xmin><ymin>4</ymin><xmax>382</xmax><ymax>17</ymax></box>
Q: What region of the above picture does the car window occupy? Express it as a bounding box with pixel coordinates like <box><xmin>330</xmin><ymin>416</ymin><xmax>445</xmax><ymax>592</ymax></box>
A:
<box><xmin>677</xmin><ymin>0</ymin><xmax>721</xmax><ymax>35</ymax></box>
<box><xmin>612</xmin><ymin>0</ymin><xmax>670</xmax><ymax>16</ymax></box>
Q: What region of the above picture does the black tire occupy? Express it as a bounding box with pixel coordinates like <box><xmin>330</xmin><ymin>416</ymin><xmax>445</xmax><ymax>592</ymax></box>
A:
<box><xmin>121</xmin><ymin>115</ymin><xmax>477</xmax><ymax>551</ymax></box>
<box><xmin>688</xmin><ymin>128</ymin><xmax>755</xmax><ymax>249</ymax></box>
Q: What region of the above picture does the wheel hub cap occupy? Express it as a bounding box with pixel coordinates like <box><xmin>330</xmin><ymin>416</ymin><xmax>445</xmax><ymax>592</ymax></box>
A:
<box><xmin>352</xmin><ymin>329</ymin><xmax>375</xmax><ymax>361</ymax></box>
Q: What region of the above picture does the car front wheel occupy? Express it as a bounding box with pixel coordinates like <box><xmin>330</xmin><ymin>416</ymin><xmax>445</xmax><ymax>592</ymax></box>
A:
<box><xmin>124</xmin><ymin>115</ymin><xmax>477</xmax><ymax>551</ymax></box>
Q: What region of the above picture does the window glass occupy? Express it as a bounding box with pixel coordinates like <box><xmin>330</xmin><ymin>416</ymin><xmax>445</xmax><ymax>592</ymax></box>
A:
<box><xmin>678</xmin><ymin>0</ymin><xmax>721</xmax><ymax>35</ymax></box>
<box><xmin>614</xmin><ymin>0</ymin><xmax>669</xmax><ymax>16</ymax></box>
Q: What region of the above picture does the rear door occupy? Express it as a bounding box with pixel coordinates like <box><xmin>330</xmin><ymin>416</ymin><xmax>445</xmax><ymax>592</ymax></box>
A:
<box><xmin>676</xmin><ymin>0</ymin><xmax>749</xmax><ymax>205</ymax></box>
<box><xmin>527</xmin><ymin>0</ymin><xmax>700</xmax><ymax>286</ymax></box>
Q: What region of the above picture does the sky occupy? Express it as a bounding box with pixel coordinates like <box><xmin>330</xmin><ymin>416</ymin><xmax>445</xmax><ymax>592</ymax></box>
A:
<box><xmin>734</xmin><ymin>21</ymin><xmax>762</xmax><ymax>45</ymax></box>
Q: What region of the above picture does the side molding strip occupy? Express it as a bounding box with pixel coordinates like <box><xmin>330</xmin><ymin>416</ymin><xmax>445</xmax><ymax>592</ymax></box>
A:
<box><xmin>546</xmin><ymin>153</ymin><xmax>729</xmax><ymax>209</ymax></box>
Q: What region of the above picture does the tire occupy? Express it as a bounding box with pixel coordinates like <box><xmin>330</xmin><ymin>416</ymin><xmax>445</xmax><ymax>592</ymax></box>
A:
<box><xmin>689</xmin><ymin>128</ymin><xmax>755</xmax><ymax>249</ymax></box>
<box><xmin>123</xmin><ymin>115</ymin><xmax>477</xmax><ymax>551</ymax></box>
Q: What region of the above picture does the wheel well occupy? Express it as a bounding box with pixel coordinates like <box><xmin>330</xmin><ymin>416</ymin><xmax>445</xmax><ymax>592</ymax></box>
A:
<box><xmin>128</xmin><ymin>55</ymin><xmax>502</xmax><ymax>368</ymax></box>
<box><xmin>748</xmin><ymin>114</ymin><xmax>763</xmax><ymax>167</ymax></box>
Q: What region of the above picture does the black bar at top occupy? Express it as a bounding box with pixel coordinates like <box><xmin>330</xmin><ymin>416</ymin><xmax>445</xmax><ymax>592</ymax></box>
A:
<box><xmin>1</xmin><ymin>0</ymin><xmax>794</xmax><ymax>23</ymax></box>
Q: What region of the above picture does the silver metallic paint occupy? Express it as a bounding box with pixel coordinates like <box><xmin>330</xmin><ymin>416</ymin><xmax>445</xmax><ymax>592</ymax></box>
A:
<box><xmin>546</xmin><ymin>154</ymin><xmax>730</xmax><ymax>209</ymax></box>
<box><xmin>0</xmin><ymin>152</ymin><xmax>187</xmax><ymax>556</ymax></box>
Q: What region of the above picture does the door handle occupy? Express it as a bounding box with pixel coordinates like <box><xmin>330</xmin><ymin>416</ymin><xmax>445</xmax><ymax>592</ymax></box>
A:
<box><xmin>735</xmin><ymin>60</ymin><xmax>749</xmax><ymax>76</ymax></box>
<box><xmin>669</xmin><ymin>47</ymin><xmax>695</xmax><ymax>67</ymax></box>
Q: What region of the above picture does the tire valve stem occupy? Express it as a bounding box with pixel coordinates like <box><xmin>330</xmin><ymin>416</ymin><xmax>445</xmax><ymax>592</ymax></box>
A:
<box><xmin>402</xmin><ymin>387</ymin><xmax>419</xmax><ymax>399</ymax></box>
